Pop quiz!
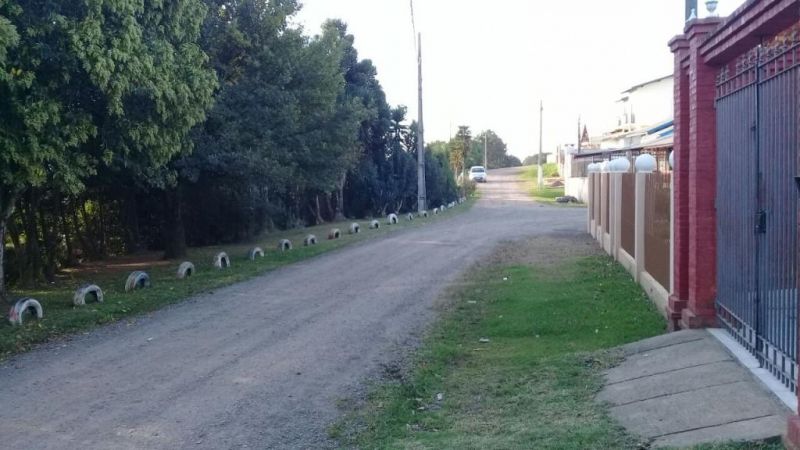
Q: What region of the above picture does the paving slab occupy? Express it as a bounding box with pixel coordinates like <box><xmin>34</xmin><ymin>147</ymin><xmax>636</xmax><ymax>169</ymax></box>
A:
<box><xmin>620</xmin><ymin>329</ymin><xmax>708</xmax><ymax>356</ymax></box>
<box><xmin>653</xmin><ymin>415</ymin><xmax>786</xmax><ymax>448</ymax></box>
<box><xmin>598</xmin><ymin>329</ymin><xmax>791</xmax><ymax>448</ymax></box>
<box><xmin>598</xmin><ymin>360</ymin><xmax>751</xmax><ymax>406</ymax></box>
<box><xmin>606</xmin><ymin>337</ymin><xmax>733</xmax><ymax>384</ymax></box>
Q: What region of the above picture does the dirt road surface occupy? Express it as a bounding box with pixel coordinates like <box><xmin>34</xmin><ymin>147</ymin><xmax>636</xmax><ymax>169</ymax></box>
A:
<box><xmin>0</xmin><ymin>167</ymin><xmax>585</xmax><ymax>449</ymax></box>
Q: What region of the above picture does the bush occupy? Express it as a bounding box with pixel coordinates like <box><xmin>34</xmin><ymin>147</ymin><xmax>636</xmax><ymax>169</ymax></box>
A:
<box><xmin>462</xmin><ymin>180</ymin><xmax>477</xmax><ymax>198</ymax></box>
<box><xmin>543</xmin><ymin>163</ymin><xmax>560</xmax><ymax>178</ymax></box>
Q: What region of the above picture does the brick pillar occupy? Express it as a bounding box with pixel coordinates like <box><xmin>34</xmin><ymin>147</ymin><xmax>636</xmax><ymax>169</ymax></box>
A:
<box><xmin>668</xmin><ymin>18</ymin><xmax>721</xmax><ymax>330</ymax></box>
<box><xmin>683</xmin><ymin>19</ymin><xmax>721</xmax><ymax>329</ymax></box>
<box><xmin>668</xmin><ymin>36</ymin><xmax>690</xmax><ymax>331</ymax></box>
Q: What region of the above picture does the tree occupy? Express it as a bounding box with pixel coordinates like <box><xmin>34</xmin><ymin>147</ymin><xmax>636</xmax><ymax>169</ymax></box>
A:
<box><xmin>468</xmin><ymin>130</ymin><xmax>519</xmax><ymax>169</ymax></box>
<box><xmin>0</xmin><ymin>0</ymin><xmax>215</xmax><ymax>295</ymax></box>
<box><xmin>449</xmin><ymin>126</ymin><xmax>472</xmax><ymax>196</ymax></box>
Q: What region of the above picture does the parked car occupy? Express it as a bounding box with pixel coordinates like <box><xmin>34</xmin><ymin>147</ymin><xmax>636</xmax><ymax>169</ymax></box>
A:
<box><xmin>469</xmin><ymin>166</ymin><xmax>487</xmax><ymax>182</ymax></box>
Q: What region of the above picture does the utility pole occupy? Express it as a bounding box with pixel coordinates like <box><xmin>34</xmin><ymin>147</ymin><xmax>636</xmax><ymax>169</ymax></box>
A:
<box><xmin>416</xmin><ymin>32</ymin><xmax>427</xmax><ymax>212</ymax></box>
<box><xmin>484</xmin><ymin>133</ymin><xmax>488</xmax><ymax>169</ymax></box>
<box><xmin>538</xmin><ymin>100</ymin><xmax>544</xmax><ymax>190</ymax></box>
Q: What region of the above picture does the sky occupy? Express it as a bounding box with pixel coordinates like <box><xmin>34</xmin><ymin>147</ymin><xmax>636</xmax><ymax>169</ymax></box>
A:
<box><xmin>295</xmin><ymin>0</ymin><xmax>746</xmax><ymax>160</ymax></box>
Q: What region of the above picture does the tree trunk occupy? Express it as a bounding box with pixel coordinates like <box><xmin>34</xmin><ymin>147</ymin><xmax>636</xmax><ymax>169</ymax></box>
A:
<box><xmin>39</xmin><ymin>205</ymin><xmax>58</xmax><ymax>283</ymax></box>
<box><xmin>162</xmin><ymin>187</ymin><xmax>187</xmax><ymax>259</ymax></box>
<box><xmin>59</xmin><ymin>197</ymin><xmax>78</xmax><ymax>266</ymax></box>
<box><xmin>21</xmin><ymin>190</ymin><xmax>42</xmax><ymax>287</ymax></box>
<box><xmin>314</xmin><ymin>195</ymin><xmax>324</xmax><ymax>225</ymax></box>
<box><xmin>334</xmin><ymin>174</ymin><xmax>346</xmax><ymax>222</ymax></box>
<box><xmin>0</xmin><ymin>188</ymin><xmax>19</xmax><ymax>303</ymax></box>
<box><xmin>123</xmin><ymin>190</ymin><xmax>142</xmax><ymax>253</ymax></box>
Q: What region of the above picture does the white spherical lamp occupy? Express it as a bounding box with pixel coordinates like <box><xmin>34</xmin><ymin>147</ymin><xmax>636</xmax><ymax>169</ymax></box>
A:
<box><xmin>610</xmin><ymin>157</ymin><xmax>631</xmax><ymax>173</ymax></box>
<box><xmin>600</xmin><ymin>161</ymin><xmax>609</xmax><ymax>172</ymax></box>
<box><xmin>668</xmin><ymin>151</ymin><xmax>674</xmax><ymax>169</ymax></box>
<box><xmin>635</xmin><ymin>154</ymin><xmax>657</xmax><ymax>173</ymax></box>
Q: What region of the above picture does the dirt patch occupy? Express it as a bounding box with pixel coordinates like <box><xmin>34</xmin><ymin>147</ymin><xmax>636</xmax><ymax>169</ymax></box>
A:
<box><xmin>478</xmin><ymin>232</ymin><xmax>601</xmax><ymax>268</ymax></box>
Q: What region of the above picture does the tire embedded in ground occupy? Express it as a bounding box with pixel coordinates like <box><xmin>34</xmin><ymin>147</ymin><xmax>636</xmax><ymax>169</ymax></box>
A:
<box><xmin>125</xmin><ymin>271</ymin><xmax>151</xmax><ymax>292</ymax></box>
<box><xmin>177</xmin><ymin>262</ymin><xmax>195</xmax><ymax>279</ymax></box>
<box><xmin>249</xmin><ymin>247</ymin><xmax>265</xmax><ymax>260</ymax></box>
<box><xmin>73</xmin><ymin>284</ymin><xmax>104</xmax><ymax>306</ymax></box>
<box><xmin>8</xmin><ymin>298</ymin><xmax>43</xmax><ymax>326</ymax></box>
<box><xmin>213</xmin><ymin>252</ymin><xmax>231</xmax><ymax>269</ymax></box>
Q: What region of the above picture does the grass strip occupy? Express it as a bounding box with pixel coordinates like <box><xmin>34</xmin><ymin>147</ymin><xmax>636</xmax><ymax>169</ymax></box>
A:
<box><xmin>336</xmin><ymin>248</ymin><xmax>785</xmax><ymax>449</ymax></box>
<box><xmin>1</xmin><ymin>201</ymin><xmax>473</xmax><ymax>358</ymax></box>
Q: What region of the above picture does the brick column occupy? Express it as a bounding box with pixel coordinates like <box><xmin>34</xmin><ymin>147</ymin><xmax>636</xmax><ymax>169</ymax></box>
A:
<box><xmin>668</xmin><ymin>18</ymin><xmax>721</xmax><ymax>330</ymax></box>
<box><xmin>683</xmin><ymin>19</ymin><xmax>721</xmax><ymax>329</ymax></box>
<box><xmin>668</xmin><ymin>36</ymin><xmax>690</xmax><ymax>331</ymax></box>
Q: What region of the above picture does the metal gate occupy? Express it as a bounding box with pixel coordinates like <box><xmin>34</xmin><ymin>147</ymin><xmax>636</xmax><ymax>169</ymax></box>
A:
<box><xmin>716</xmin><ymin>43</ymin><xmax>799</xmax><ymax>392</ymax></box>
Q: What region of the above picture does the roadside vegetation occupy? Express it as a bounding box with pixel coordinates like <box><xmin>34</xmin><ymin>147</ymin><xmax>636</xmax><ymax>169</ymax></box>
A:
<box><xmin>335</xmin><ymin>235</ymin><xmax>779</xmax><ymax>449</ymax></box>
<box><xmin>0</xmin><ymin>201</ymin><xmax>473</xmax><ymax>358</ymax></box>
<box><xmin>334</xmin><ymin>236</ymin><xmax>668</xmax><ymax>449</ymax></box>
<box><xmin>521</xmin><ymin>165</ymin><xmax>569</xmax><ymax>204</ymax></box>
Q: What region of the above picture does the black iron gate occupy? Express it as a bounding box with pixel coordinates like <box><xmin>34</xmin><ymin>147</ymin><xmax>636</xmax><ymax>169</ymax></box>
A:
<box><xmin>716</xmin><ymin>43</ymin><xmax>799</xmax><ymax>392</ymax></box>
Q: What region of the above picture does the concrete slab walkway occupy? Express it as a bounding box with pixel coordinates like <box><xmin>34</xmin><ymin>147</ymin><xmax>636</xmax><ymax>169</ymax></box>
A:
<box><xmin>598</xmin><ymin>329</ymin><xmax>791</xmax><ymax>448</ymax></box>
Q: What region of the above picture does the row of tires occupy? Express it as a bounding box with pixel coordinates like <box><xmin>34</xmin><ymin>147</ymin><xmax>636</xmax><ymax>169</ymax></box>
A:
<box><xmin>7</xmin><ymin>200</ymin><xmax>468</xmax><ymax>326</ymax></box>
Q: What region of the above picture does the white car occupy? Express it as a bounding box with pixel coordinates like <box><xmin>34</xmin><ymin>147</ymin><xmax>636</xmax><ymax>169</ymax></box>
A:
<box><xmin>469</xmin><ymin>166</ymin><xmax>487</xmax><ymax>183</ymax></box>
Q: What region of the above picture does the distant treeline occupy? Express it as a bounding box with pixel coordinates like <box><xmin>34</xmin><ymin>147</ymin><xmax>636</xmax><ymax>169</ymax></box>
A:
<box><xmin>0</xmin><ymin>0</ymin><xmax>464</xmax><ymax>295</ymax></box>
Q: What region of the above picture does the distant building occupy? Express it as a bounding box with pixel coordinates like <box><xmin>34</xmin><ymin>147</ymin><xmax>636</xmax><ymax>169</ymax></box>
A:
<box><xmin>599</xmin><ymin>74</ymin><xmax>673</xmax><ymax>149</ymax></box>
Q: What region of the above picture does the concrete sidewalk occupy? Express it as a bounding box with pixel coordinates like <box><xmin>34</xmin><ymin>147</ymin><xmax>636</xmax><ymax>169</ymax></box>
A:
<box><xmin>598</xmin><ymin>330</ymin><xmax>790</xmax><ymax>448</ymax></box>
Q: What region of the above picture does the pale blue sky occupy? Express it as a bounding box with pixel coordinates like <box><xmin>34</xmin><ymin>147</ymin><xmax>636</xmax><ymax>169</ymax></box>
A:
<box><xmin>296</xmin><ymin>0</ymin><xmax>746</xmax><ymax>159</ymax></box>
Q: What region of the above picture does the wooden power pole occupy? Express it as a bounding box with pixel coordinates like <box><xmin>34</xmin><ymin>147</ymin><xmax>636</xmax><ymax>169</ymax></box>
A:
<box><xmin>538</xmin><ymin>100</ymin><xmax>544</xmax><ymax>190</ymax></box>
<box><xmin>484</xmin><ymin>133</ymin><xmax>488</xmax><ymax>169</ymax></box>
<box><xmin>416</xmin><ymin>33</ymin><xmax>427</xmax><ymax>212</ymax></box>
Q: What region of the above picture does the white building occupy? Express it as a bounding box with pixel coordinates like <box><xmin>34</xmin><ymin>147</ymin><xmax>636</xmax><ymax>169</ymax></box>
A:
<box><xmin>600</xmin><ymin>75</ymin><xmax>673</xmax><ymax>149</ymax></box>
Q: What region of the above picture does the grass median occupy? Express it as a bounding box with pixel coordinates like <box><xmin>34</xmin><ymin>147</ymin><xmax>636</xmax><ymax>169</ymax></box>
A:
<box><xmin>335</xmin><ymin>235</ymin><xmax>783</xmax><ymax>449</ymax></box>
<box><xmin>1</xmin><ymin>200</ymin><xmax>474</xmax><ymax>359</ymax></box>
<box><xmin>334</xmin><ymin>235</ymin><xmax>668</xmax><ymax>449</ymax></box>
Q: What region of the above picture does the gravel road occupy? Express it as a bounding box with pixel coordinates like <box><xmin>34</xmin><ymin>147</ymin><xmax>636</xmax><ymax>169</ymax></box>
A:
<box><xmin>0</xmin><ymin>167</ymin><xmax>585</xmax><ymax>449</ymax></box>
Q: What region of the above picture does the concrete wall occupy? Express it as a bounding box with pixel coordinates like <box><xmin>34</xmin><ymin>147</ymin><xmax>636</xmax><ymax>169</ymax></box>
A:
<box><xmin>565</xmin><ymin>177</ymin><xmax>588</xmax><ymax>203</ymax></box>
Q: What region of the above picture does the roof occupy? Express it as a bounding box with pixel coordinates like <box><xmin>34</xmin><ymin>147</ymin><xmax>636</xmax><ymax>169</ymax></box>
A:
<box><xmin>621</xmin><ymin>74</ymin><xmax>672</xmax><ymax>95</ymax></box>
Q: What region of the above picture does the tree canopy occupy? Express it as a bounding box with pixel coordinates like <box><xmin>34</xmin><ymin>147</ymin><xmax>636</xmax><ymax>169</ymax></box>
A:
<box><xmin>0</xmin><ymin>2</ymin><xmax>459</xmax><ymax>297</ymax></box>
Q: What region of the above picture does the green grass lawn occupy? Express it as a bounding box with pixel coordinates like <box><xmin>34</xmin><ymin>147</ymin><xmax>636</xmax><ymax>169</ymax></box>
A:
<box><xmin>530</xmin><ymin>186</ymin><xmax>565</xmax><ymax>203</ymax></box>
<box><xmin>520</xmin><ymin>165</ymin><xmax>569</xmax><ymax>204</ymax></box>
<box><xmin>1</xmin><ymin>201</ymin><xmax>474</xmax><ymax>358</ymax></box>
<box><xmin>333</xmin><ymin>245</ymin><xmax>778</xmax><ymax>449</ymax></box>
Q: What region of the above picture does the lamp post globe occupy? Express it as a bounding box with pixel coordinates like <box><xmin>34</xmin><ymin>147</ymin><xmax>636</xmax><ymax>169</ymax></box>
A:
<box><xmin>635</xmin><ymin>154</ymin><xmax>657</xmax><ymax>173</ymax></box>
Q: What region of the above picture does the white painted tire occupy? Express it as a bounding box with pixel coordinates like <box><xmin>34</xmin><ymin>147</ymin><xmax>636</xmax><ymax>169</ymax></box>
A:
<box><xmin>328</xmin><ymin>229</ymin><xmax>341</xmax><ymax>240</ymax></box>
<box><xmin>213</xmin><ymin>252</ymin><xmax>231</xmax><ymax>269</ymax></box>
<box><xmin>8</xmin><ymin>298</ymin><xmax>43</xmax><ymax>326</ymax></box>
<box><xmin>433</xmin><ymin>208</ymin><xmax>439</xmax><ymax>215</ymax></box>
<box><xmin>125</xmin><ymin>271</ymin><xmax>151</xmax><ymax>292</ymax></box>
<box><xmin>248</xmin><ymin>247</ymin><xmax>264</xmax><ymax>260</ymax></box>
<box><xmin>349</xmin><ymin>223</ymin><xmax>360</xmax><ymax>234</ymax></box>
<box><xmin>177</xmin><ymin>262</ymin><xmax>195</xmax><ymax>279</ymax></box>
<box><xmin>407</xmin><ymin>213</ymin><xmax>414</xmax><ymax>221</ymax></box>
<box><xmin>421</xmin><ymin>210</ymin><xmax>428</xmax><ymax>218</ymax></box>
<box><xmin>369</xmin><ymin>220</ymin><xmax>380</xmax><ymax>230</ymax></box>
<box><xmin>73</xmin><ymin>284</ymin><xmax>104</xmax><ymax>306</ymax></box>
<box><xmin>278</xmin><ymin>239</ymin><xmax>292</xmax><ymax>251</ymax></box>
<box><xmin>387</xmin><ymin>213</ymin><xmax>398</xmax><ymax>225</ymax></box>
<box><xmin>304</xmin><ymin>235</ymin><xmax>317</xmax><ymax>246</ymax></box>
